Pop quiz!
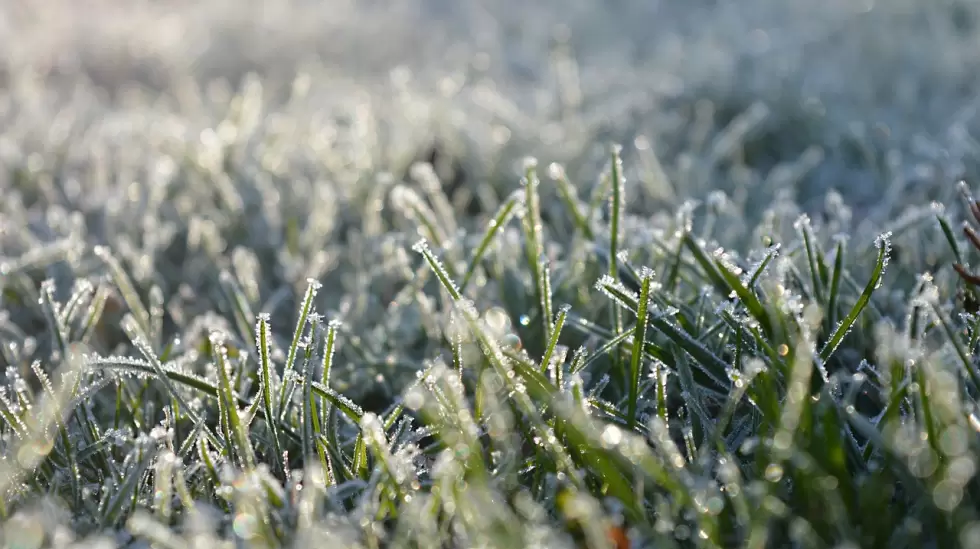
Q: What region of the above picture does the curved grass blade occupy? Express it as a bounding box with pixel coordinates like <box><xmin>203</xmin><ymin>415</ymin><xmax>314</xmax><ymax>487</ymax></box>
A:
<box><xmin>818</xmin><ymin>232</ymin><xmax>890</xmax><ymax>362</ymax></box>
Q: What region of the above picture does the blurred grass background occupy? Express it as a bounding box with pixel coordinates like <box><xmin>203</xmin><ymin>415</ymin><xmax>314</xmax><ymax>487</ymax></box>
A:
<box><xmin>4</xmin><ymin>0</ymin><xmax>979</xmax><ymax>217</ymax></box>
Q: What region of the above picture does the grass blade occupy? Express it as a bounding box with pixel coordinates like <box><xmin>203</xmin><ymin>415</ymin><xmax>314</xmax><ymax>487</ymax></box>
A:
<box><xmin>818</xmin><ymin>232</ymin><xmax>891</xmax><ymax>362</ymax></box>
<box><xmin>459</xmin><ymin>189</ymin><xmax>521</xmax><ymax>293</ymax></box>
<box><xmin>278</xmin><ymin>278</ymin><xmax>321</xmax><ymax>421</ymax></box>
<box><xmin>255</xmin><ymin>314</ymin><xmax>282</xmax><ymax>473</ymax></box>
<box><xmin>412</xmin><ymin>239</ymin><xmax>461</xmax><ymax>302</ymax></box>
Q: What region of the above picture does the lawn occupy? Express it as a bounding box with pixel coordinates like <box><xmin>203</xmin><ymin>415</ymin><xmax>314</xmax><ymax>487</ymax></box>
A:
<box><xmin>2</xmin><ymin>1</ymin><xmax>980</xmax><ymax>548</ymax></box>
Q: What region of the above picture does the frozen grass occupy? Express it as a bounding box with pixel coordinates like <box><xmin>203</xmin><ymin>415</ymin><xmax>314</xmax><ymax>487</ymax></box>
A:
<box><xmin>4</xmin><ymin>0</ymin><xmax>980</xmax><ymax>548</ymax></box>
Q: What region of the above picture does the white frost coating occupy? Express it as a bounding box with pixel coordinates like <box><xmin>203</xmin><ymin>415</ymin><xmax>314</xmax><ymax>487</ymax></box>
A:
<box><xmin>706</xmin><ymin>190</ymin><xmax>729</xmax><ymax>211</ymax></box>
<box><xmin>547</xmin><ymin>162</ymin><xmax>565</xmax><ymax>180</ymax></box>
<box><xmin>593</xmin><ymin>274</ymin><xmax>616</xmax><ymax>292</ymax></box>
<box><xmin>594</xmin><ymin>274</ymin><xmax>640</xmax><ymax>310</ymax></box>
<box><xmin>411</xmin><ymin>238</ymin><xmax>429</xmax><ymax>254</ymax></box>
<box><xmin>390</xmin><ymin>184</ymin><xmax>421</xmax><ymax>213</ymax></box>
<box><xmin>958</xmin><ymin>180</ymin><xmax>973</xmax><ymax>199</ymax></box>
<box><xmin>793</xmin><ymin>213</ymin><xmax>811</xmax><ymax>231</ymax></box>
<box><xmin>873</xmin><ymin>231</ymin><xmax>893</xmax><ymax>288</ymax></box>
<box><xmin>305</xmin><ymin>277</ymin><xmax>323</xmax><ymax>292</ymax></box>
<box><xmin>874</xmin><ymin>231</ymin><xmax>893</xmax><ymax>250</ymax></box>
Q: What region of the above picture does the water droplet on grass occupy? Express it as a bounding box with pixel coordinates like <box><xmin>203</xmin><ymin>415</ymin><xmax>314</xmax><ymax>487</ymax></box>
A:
<box><xmin>764</xmin><ymin>463</ymin><xmax>784</xmax><ymax>482</ymax></box>
<box><xmin>600</xmin><ymin>425</ymin><xmax>623</xmax><ymax>448</ymax></box>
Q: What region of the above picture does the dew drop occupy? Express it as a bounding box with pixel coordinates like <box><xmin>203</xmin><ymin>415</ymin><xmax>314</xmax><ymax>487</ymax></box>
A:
<box><xmin>764</xmin><ymin>463</ymin><xmax>784</xmax><ymax>482</ymax></box>
<box><xmin>600</xmin><ymin>425</ymin><xmax>623</xmax><ymax>448</ymax></box>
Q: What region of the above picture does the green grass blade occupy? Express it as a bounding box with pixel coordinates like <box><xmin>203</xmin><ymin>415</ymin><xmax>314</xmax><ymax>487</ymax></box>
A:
<box><xmin>540</xmin><ymin>304</ymin><xmax>570</xmax><ymax>384</ymax></box>
<box><xmin>818</xmin><ymin>232</ymin><xmax>891</xmax><ymax>362</ymax></box>
<box><xmin>120</xmin><ymin>315</ymin><xmax>224</xmax><ymax>452</ymax></box>
<box><xmin>278</xmin><ymin>278</ymin><xmax>320</xmax><ymax>421</ymax></box>
<box><xmin>937</xmin><ymin>213</ymin><xmax>964</xmax><ymax>266</ymax></box>
<box><xmin>256</xmin><ymin>313</ymin><xmax>282</xmax><ymax>473</ymax></box>
<box><xmin>412</xmin><ymin>239</ymin><xmax>461</xmax><ymax>301</ymax></box>
<box><xmin>211</xmin><ymin>332</ymin><xmax>256</xmax><ymax>469</ymax></box>
<box><xmin>796</xmin><ymin>215</ymin><xmax>827</xmax><ymax>303</ymax></box>
<box><xmin>825</xmin><ymin>237</ymin><xmax>846</xmax><ymax>336</ymax></box>
<box><xmin>683</xmin><ymin>233</ymin><xmax>772</xmax><ymax>337</ymax></box>
<box><xmin>627</xmin><ymin>270</ymin><xmax>654</xmax><ymax>430</ymax></box>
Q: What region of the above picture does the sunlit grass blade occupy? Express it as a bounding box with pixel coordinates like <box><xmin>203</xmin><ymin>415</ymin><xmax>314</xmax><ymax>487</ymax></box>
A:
<box><xmin>412</xmin><ymin>239</ymin><xmax>461</xmax><ymax>301</ymax></box>
<box><xmin>210</xmin><ymin>331</ymin><xmax>256</xmax><ymax>469</ymax></box>
<box><xmin>278</xmin><ymin>278</ymin><xmax>320</xmax><ymax>421</ymax></box>
<box><xmin>539</xmin><ymin>256</ymin><xmax>555</xmax><ymax>345</ymax></box>
<box><xmin>148</xmin><ymin>285</ymin><xmax>165</xmax><ymax>352</ymax></box>
<box><xmin>747</xmin><ymin>244</ymin><xmax>780</xmax><ymax>288</ymax></box>
<box><xmin>392</xmin><ymin>184</ymin><xmax>452</xmax><ymax>271</ymax></box>
<box><xmin>61</xmin><ymin>279</ymin><xmax>95</xmax><ymax>335</ymax></box>
<box><xmin>521</xmin><ymin>159</ymin><xmax>551</xmax><ymax>343</ymax></box>
<box><xmin>540</xmin><ymin>304</ymin><xmax>570</xmax><ymax>384</ymax></box>
<box><xmin>255</xmin><ymin>313</ymin><xmax>282</xmax><ymax>473</ymax></box>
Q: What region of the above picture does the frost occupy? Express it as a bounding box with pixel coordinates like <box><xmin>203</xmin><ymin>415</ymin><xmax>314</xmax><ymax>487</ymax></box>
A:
<box><xmin>546</xmin><ymin>162</ymin><xmax>565</xmax><ymax>180</ymax></box>
<box><xmin>793</xmin><ymin>213</ymin><xmax>812</xmax><ymax>232</ymax></box>
<box><xmin>874</xmin><ymin>231</ymin><xmax>893</xmax><ymax>251</ymax></box>
<box><xmin>411</xmin><ymin>238</ymin><xmax>430</xmax><ymax>254</ymax></box>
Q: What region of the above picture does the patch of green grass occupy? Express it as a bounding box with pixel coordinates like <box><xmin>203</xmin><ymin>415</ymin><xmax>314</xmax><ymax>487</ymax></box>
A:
<box><xmin>3</xmin><ymin>106</ymin><xmax>980</xmax><ymax>548</ymax></box>
<box><xmin>3</xmin><ymin>11</ymin><xmax>980</xmax><ymax>541</ymax></box>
